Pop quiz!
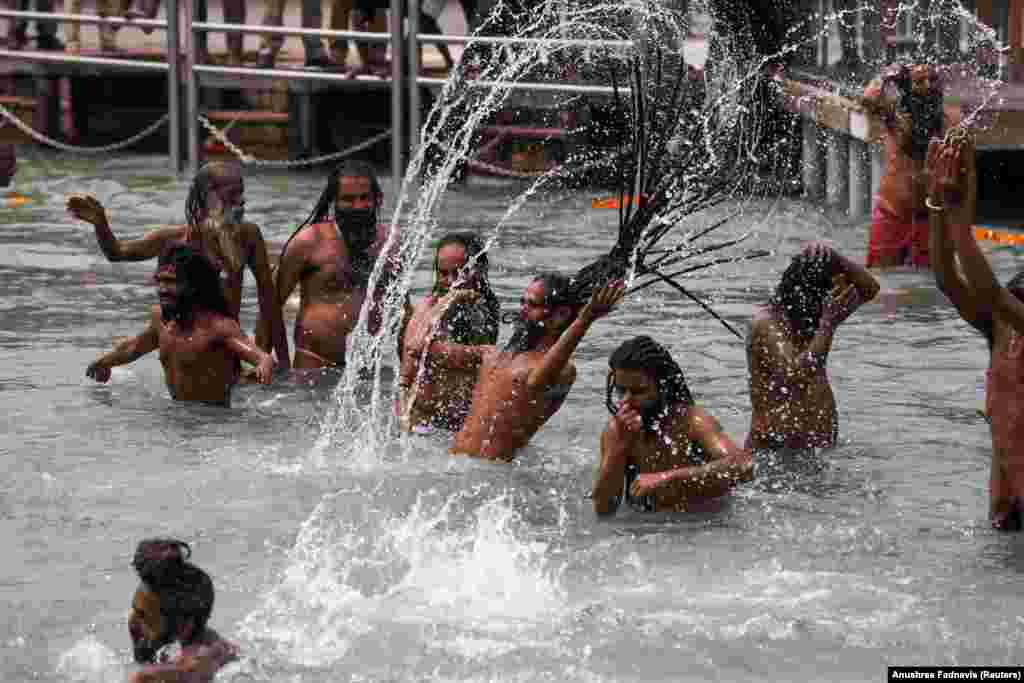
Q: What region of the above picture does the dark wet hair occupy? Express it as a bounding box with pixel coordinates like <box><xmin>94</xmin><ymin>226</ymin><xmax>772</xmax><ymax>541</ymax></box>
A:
<box><xmin>184</xmin><ymin>161</ymin><xmax>241</xmax><ymax>229</ymax></box>
<box><xmin>606</xmin><ymin>336</ymin><xmax>693</xmax><ymax>412</ymax></box>
<box><xmin>435</xmin><ymin>232</ymin><xmax>500</xmax><ymax>344</ymax></box>
<box><xmin>132</xmin><ymin>538</ymin><xmax>214</xmax><ymax>639</ymax></box>
<box><xmin>770</xmin><ymin>249</ymin><xmax>839</xmax><ymax>339</ymax></box>
<box><xmin>158</xmin><ymin>244</ymin><xmax>233</xmax><ymax>320</ymax></box>
<box><xmin>534</xmin><ymin>272</ymin><xmax>576</xmax><ymax>311</ymax></box>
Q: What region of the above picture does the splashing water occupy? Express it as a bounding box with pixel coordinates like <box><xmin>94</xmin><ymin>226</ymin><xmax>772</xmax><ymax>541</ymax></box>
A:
<box><xmin>55</xmin><ymin>636</ymin><xmax>126</xmax><ymax>683</ymax></box>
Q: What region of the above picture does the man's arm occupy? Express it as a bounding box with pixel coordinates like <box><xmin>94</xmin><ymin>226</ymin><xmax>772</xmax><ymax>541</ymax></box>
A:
<box><xmin>87</xmin><ymin>312</ymin><xmax>161</xmax><ymax>382</ymax></box>
<box><xmin>219</xmin><ymin>318</ymin><xmax>274</xmax><ymax>385</ymax></box>
<box><xmin>67</xmin><ymin>194</ymin><xmax>183</xmax><ymax>262</ymax></box>
<box><xmin>592</xmin><ymin>424</ymin><xmax>629</xmax><ymax>517</ymax></box>
<box><xmin>246</xmin><ymin>225</ymin><xmax>291</xmax><ymax>370</ymax></box>
<box><xmin>631</xmin><ymin>407</ymin><xmax>752</xmax><ymax>500</ymax></box>
<box><xmin>526</xmin><ymin>281</ymin><xmax>625</xmax><ymax>394</ymax></box>
<box><xmin>833</xmin><ymin>249</ymin><xmax>880</xmax><ymax>303</ymax></box>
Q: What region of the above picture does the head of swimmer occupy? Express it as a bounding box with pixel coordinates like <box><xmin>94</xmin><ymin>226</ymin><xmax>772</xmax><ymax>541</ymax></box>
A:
<box><xmin>186</xmin><ymin>162</ymin><xmax>245</xmax><ymax>228</ymax></box>
<box><xmin>433</xmin><ymin>232</ymin><xmax>489</xmax><ymax>297</ymax></box>
<box><xmin>502</xmin><ymin>273</ymin><xmax>576</xmax><ymax>353</ymax></box>
<box><xmin>128</xmin><ymin>538</ymin><xmax>214</xmax><ymax>664</ymax></box>
<box><xmin>606</xmin><ymin>336</ymin><xmax>693</xmax><ymax>430</ymax></box>
<box><xmin>0</xmin><ymin>144</ymin><xmax>15</xmax><ymax>188</ymax></box>
<box><xmin>331</xmin><ymin>161</ymin><xmax>383</xmax><ymax>257</ymax></box>
<box><xmin>772</xmin><ymin>249</ymin><xmax>846</xmax><ymax>339</ymax></box>
<box><xmin>155</xmin><ymin>245</ymin><xmax>231</xmax><ymax>324</ymax></box>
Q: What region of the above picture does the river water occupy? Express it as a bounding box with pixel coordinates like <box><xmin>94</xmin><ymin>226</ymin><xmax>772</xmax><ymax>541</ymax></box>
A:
<box><xmin>2</xmin><ymin>150</ymin><xmax>1022</xmax><ymax>682</ymax></box>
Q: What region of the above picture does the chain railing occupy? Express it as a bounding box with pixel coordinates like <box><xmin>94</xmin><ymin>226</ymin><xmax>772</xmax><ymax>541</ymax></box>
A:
<box><xmin>0</xmin><ymin>2</ymin><xmax>635</xmax><ymax>180</ymax></box>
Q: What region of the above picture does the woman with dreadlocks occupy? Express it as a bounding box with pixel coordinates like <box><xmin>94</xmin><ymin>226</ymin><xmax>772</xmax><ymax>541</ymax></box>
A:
<box><xmin>126</xmin><ymin>538</ymin><xmax>238</xmax><ymax>682</ymax></box>
<box><xmin>272</xmin><ymin>160</ymin><xmax>407</xmax><ymax>370</ymax></box>
<box><xmin>66</xmin><ymin>161</ymin><xmax>290</xmax><ymax>371</ymax></box>
<box><xmin>592</xmin><ymin>336</ymin><xmax>751</xmax><ymax>516</ymax></box>
<box><xmin>746</xmin><ymin>244</ymin><xmax>879</xmax><ymax>452</ymax></box>
<box><xmin>397</xmin><ymin>232</ymin><xmax>501</xmax><ymax>432</ymax></box>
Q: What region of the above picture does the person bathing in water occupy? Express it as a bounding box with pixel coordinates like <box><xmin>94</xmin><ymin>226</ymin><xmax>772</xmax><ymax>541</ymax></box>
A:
<box><xmin>270</xmin><ymin>161</ymin><xmax>406</xmax><ymax>370</ymax></box>
<box><xmin>860</xmin><ymin>63</ymin><xmax>959</xmax><ymax>268</ymax></box>
<box><xmin>126</xmin><ymin>538</ymin><xmax>238</xmax><ymax>683</ymax></box>
<box><xmin>398</xmin><ymin>232</ymin><xmax>500</xmax><ymax>432</ymax></box>
<box><xmin>86</xmin><ymin>245</ymin><xmax>273</xmax><ymax>406</ymax></box>
<box><xmin>66</xmin><ymin>161</ymin><xmax>290</xmax><ymax>370</ymax></box>
<box><xmin>592</xmin><ymin>336</ymin><xmax>752</xmax><ymax>516</ymax></box>
<box><xmin>405</xmin><ymin>275</ymin><xmax>624</xmax><ymax>462</ymax></box>
<box><xmin>927</xmin><ymin>133</ymin><xmax>1024</xmax><ymax>531</ymax></box>
<box><xmin>746</xmin><ymin>244</ymin><xmax>879</xmax><ymax>452</ymax></box>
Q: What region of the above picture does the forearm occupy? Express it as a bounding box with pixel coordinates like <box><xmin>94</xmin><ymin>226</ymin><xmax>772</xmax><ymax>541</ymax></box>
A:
<box><xmin>92</xmin><ymin>216</ymin><xmax>125</xmax><ymax>261</ymax></box>
<box><xmin>951</xmin><ymin>220</ymin><xmax>1001</xmax><ymax>302</ymax></box>
<box><xmin>528</xmin><ymin>316</ymin><xmax>590</xmax><ymax>391</ymax></box>
<box><xmin>658</xmin><ymin>456</ymin><xmax>750</xmax><ymax>498</ymax></box>
<box><xmin>593</xmin><ymin>436</ymin><xmax>627</xmax><ymax>516</ymax></box>
<box><xmin>834</xmin><ymin>251</ymin><xmax>879</xmax><ymax>301</ymax></box>
<box><xmin>95</xmin><ymin>339</ymin><xmax>148</xmax><ymax>368</ymax></box>
<box><xmin>929</xmin><ymin>204</ymin><xmax>958</xmax><ymax>293</ymax></box>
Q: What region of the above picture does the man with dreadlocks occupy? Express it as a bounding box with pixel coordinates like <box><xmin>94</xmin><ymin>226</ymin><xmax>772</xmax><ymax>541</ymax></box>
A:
<box><xmin>860</xmin><ymin>62</ymin><xmax>959</xmax><ymax>268</ymax></box>
<box><xmin>927</xmin><ymin>134</ymin><xmax>1024</xmax><ymax>531</ymax></box>
<box><xmin>272</xmin><ymin>160</ymin><xmax>406</xmax><ymax>370</ymax></box>
<box><xmin>66</xmin><ymin>161</ymin><xmax>290</xmax><ymax>371</ymax></box>
<box><xmin>746</xmin><ymin>244</ymin><xmax>879</xmax><ymax>451</ymax></box>
<box><xmin>405</xmin><ymin>276</ymin><xmax>624</xmax><ymax>461</ymax></box>
<box><xmin>126</xmin><ymin>538</ymin><xmax>238</xmax><ymax>682</ymax></box>
<box><xmin>397</xmin><ymin>232</ymin><xmax>501</xmax><ymax>432</ymax></box>
<box><xmin>86</xmin><ymin>244</ymin><xmax>273</xmax><ymax>406</ymax></box>
<box><xmin>592</xmin><ymin>336</ymin><xmax>752</xmax><ymax>516</ymax></box>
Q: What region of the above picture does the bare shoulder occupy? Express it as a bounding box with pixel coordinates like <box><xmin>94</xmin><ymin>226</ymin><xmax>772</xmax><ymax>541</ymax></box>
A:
<box><xmin>686</xmin><ymin>404</ymin><xmax>723</xmax><ymax>435</ymax></box>
<box><xmin>208</xmin><ymin>312</ymin><xmax>243</xmax><ymax>338</ymax></box>
<box><xmin>748</xmin><ymin>307</ymin><xmax>779</xmax><ymax>340</ymax></box>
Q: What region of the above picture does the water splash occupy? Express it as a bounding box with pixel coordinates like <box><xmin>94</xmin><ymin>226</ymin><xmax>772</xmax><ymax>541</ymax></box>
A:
<box><xmin>55</xmin><ymin>636</ymin><xmax>125</xmax><ymax>683</ymax></box>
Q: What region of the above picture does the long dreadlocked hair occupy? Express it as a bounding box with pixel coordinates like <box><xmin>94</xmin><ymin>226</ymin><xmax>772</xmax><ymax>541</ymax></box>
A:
<box><xmin>557</xmin><ymin>46</ymin><xmax>770</xmax><ymax>340</ymax></box>
<box><xmin>132</xmin><ymin>538</ymin><xmax>214</xmax><ymax>639</ymax></box>
<box><xmin>158</xmin><ymin>244</ymin><xmax>233</xmax><ymax>322</ymax></box>
<box><xmin>770</xmin><ymin>249</ymin><xmax>839</xmax><ymax>339</ymax></box>
<box><xmin>280</xmin><ymin>160</ymin><xmax>384</xmax><ymax>282</ymax></box>
<box><xmin>184</xmin><ymin>161</ymin><xmax>245</xmax><ymax>275</ymax></box>
<box><xmin>434</xmin><ymin>232</ymin><xmax>501</xmax><ymax>345</ymax></box>
<box><xmin>606</xmin><ymin>336</ymin><xmax>693</xmax><ymax>415</ymax></box>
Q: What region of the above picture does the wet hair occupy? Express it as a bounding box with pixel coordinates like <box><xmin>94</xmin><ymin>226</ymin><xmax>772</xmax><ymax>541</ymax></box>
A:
<box><xmin>887</xmin><ymin>63</ymin><xmax>944</xmax><ymax>161</ymax></box>
<box><xmin>534</xmin><ymin>272</ymin><xmax>576</xmax><ymax>312</ymax></box>
<box><xmin>434</xmin><ymin>232</ymin><xmax>500</xmax><ymax>344</ymax></box>
<box><xmin>606</xmin><ymin>336</ymin><xmax>694</xmax><ymax>413</ymax></box>
<box><xmin>770</xmin><ymin>249</ymin><xmax>839</xmax><ymax>339</ymax></box>
<box><xmin>184</xmin><ymin>161</ymin><xmax>241</xmax><ymax>229</ymax></box>
<box><xmin>132</xmin><ymin>538</ymin><xmax>214</xmax><ymax>639</ymax></box>
<box><xmin>158</xmin><ymin>244</ymin><xmax>233</xmax><ymax>321</ymax></box>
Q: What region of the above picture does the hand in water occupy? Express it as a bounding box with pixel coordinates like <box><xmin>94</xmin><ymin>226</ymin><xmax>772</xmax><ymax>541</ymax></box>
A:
<box><xmin>86</xmin><ymin>361</ymin><xmax>111</xmax><ymax>383</ymax></box>
<box><xmin>66</xmin><ymin>194</ymin><xmax>108</xmax><ymax>225</ymax></box>
<box><xmin>580</xmin><ymin>280</ymin><xmax>626</xmax><ymax>324</ymax></box>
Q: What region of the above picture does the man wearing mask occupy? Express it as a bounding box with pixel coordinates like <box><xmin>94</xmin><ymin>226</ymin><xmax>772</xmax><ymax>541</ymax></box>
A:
<box><xmin>592</xmin><ymin>336</ymin><xmax>752</xmax><ymax>516</ymax></box>
<box><xmin>272</xmin><ymin>161</ymin><xmax>405</xmax><ymax>369</ymax></box>
<box><xmin>86</xmin><ymin>245</ymin><xmax>273</xmax><ymax>406</ymax></box>
<box><xmin>125</xmin><ymin>538</ymin><xmax>238</xmax><ymax>682</ymax></box>
<box><xmin>66</xmin><ymin>161</ymin><xmax>290</xmax><ymax>371</ymax></box>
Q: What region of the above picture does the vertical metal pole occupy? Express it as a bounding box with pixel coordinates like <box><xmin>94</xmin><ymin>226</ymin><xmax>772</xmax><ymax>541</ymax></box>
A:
<box><xmin>408</xmin><ymin>0</ymin><xmax>420</xmax><ymax>162</ymax></box>
<box><xmin>185</xmin><ymin>0</ymin><xmax>200</xmax><ymax>174</ymax></box>
<box><xmin>167</xmin><ymin>0</ymin><xmax>182</xmax><ymax>174</ymax></box>
<box><xmin>390</xmin><ymin>0</ymin><xmax>405</xmax><ymax>194</ymax></box>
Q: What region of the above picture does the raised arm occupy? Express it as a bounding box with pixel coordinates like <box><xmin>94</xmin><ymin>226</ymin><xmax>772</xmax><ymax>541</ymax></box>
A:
<box><xmin>86</xmin><ymin>308</ymin><xmax>160</xmax><ymax>382</ymax></box>
<box><xmin>927</xmin><ymin>137</ymin><xmax>994</xmax><ymax>336</ymax></box>
<box><xmin>526</xmin><ymin>281</ymin><xmax>625</xmax><ymax>394</ymax></box>
<box><xmin>67</xmin><ymin>194</ymin><xmax>184</xmax><ymax>262</ymax></box>
<box><xmin>630</xmin><ymin>407</ymin><xmax>752</xmax><ymax>500</ymax></box>
<box><xmin>833</xmin><ymin>249</ymin><xmax>880</xmax><ymax>303</ymax></box>
<box><xmin>246</xmin><ymin>225</ymin><xmax>291</xmax><ymax>370</ymax></box>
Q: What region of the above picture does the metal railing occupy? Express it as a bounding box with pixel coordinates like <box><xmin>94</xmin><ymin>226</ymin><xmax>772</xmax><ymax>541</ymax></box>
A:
<box><xmin>0</xmin><ymin>2</ymin><xmax>634</xmax><ymax>182</ymax></box>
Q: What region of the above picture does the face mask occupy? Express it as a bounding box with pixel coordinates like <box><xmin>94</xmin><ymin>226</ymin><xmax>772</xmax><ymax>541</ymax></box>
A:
<box><xmin>335</xmin><ymin>207</ymin><xmax>378</xmax><ymax>255</ymax></box>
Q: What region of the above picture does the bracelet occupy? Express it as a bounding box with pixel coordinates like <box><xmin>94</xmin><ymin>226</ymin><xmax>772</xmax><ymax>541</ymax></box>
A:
<box><xmin>925</xmin><ymin>197</ymin><xmax>946</xmax><ymax>212</ymax></box>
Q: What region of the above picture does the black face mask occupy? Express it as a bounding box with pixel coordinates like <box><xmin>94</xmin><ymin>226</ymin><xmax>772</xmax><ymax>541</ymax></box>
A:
<box><xmin>159</xmin><ymin>278</ymin><xmax>197</xmax><ymax>324</ymax></box>
<box><xmin>335</xmin><ymin>207</ymin><xmax>378</xmax><ymax>256</ymax></box>
<box><xmin>899</xmin><ymin>91</ymin><xmax>943</xmax><ymax>162</ymax></box>
<box><xmin>132</xmin><ymin>628</ymin><xmax>174</xmax><ymax>664</ymax></box>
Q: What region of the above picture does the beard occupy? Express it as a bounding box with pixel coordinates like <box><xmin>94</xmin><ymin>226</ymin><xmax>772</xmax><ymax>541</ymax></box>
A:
<box><xmin>132</xmin><ymin>630</ymin><xmax>174</xmax><ymax>664</ymax></box>
<box><xmin>637</xmin><ymin>396</ymin><xmax>667</xmax><ymax>432</ymax></box>
<box><xmin>502</xmin><ymin>317</ymin><xmax>546</xmax><ymax>354</ymax></box>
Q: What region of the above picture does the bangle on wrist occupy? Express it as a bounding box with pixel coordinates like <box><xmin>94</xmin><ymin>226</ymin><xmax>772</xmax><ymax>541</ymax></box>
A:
<box><xmin>926</xmin><ymin>196</ymin><xmax>946</xmax><ymax>212</ymax></box>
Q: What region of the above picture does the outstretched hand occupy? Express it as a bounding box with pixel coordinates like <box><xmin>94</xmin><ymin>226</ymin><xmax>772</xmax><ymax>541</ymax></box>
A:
<box><xmin>926</xmin><ymin>135</ymin><xmax>970</xmax><ymax>210</ymax></box>
<box><xmin>66</xmin><ymin>194</ymin><xmax>108</xmax><ymax>226</ymax></box>
<box><xmin>86</xmin><ymin>360</ymin><xmax>111</xmax><ymax>383</ymax></box>
<box><xmin>579</xmin><ymin>280</ymin><xmax>626</xmax><ymax>325</ymax></box>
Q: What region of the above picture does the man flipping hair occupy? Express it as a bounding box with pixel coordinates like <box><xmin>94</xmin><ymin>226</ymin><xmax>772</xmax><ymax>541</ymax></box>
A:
<box><xmin>593</xmin><ymin>336</ymin><xmax>750</xmax><ymax>516</ymax></box>
<box><xmin>127</xmin><ymin>538</ymin><xmax>237</xmax><ymax>682</ymax></box>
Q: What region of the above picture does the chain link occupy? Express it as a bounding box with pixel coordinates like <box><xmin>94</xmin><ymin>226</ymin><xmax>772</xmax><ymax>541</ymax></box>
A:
<box><xmin>0</xmin><ymin>103</ymin><xmax>168</xmax><ymax>154</ymax></box>
<box><xmin>198</xmin><ymin>114</ymin><xmax>392</xmax><ymax>169</ymax></box>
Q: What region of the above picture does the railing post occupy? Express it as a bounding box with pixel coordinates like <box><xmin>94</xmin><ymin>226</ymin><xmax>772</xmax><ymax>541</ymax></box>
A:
<box><xmin>408</xmin><ymin>0</ymin><xmax>421</xmax><ymax>163</ymax></box>
<box><xmin>184</xmin><ymin>0</ymin><xmax>200</xmax><ymax>174</ymax></box>
<box><xmin>166</xmin><ymin>0</ymin><xmax>182</xmax><ymax>175</ymax></box>
<box><xmin>390</xmin><ymin>0</ymin><xmax>405</xmax><ymax>193</ymax></box>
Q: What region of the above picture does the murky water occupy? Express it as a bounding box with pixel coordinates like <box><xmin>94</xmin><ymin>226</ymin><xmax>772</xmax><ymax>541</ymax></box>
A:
<box><xmin>2</xmin><ymin>148</ymin><xmax>1022</xmax><ymax>683</ymax></box>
